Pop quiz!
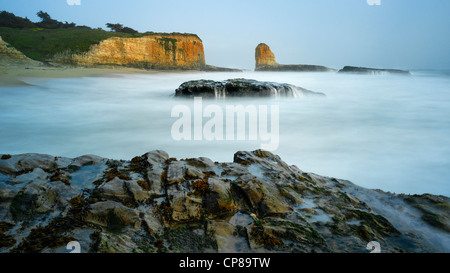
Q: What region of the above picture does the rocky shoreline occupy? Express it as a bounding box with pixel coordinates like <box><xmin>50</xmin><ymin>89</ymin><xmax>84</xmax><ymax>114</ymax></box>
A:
<box><xmin>0</xmin><ymin>150</ymin><xmax>448</xmax><ymax>253</ymax></box>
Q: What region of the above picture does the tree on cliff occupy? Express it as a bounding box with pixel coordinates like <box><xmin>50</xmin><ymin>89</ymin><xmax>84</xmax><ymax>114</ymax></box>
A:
<box><xmin>36</xmin><ymin>11</ymin><xmax>60</xmax><ymax>29</ymax></box>
<box><xmin>0</xmin><ymin>11</ymin><xmax>77</xmax><ymax>29</ymax></box>
<box><xmin>36</xmin><ymin>11</ymin><xmax>51</xmax><ymax>21</ymax></box>
<box><xmin>106</xmin><ymin>23</ymin><xmax>138</xmax><ymax>34</ymax></box>
<box><xmin>36</xmin><ymin>11</ymin><xmax>77</xmax><ymax>29</ymax></box>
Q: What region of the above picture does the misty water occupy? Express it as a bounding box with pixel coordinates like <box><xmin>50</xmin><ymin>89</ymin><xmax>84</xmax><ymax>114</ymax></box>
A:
<box><xmin>1</xmin><ymin>71</ymin><xmax>449</xmax><ymax>196</ymax></box>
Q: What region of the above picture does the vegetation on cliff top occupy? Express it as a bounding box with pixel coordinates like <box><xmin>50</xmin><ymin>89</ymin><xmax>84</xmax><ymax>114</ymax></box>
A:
<box><xmin>0</xmin><ymin>10</ymin><xmax>200</xmax><ymax>62</ymax></box>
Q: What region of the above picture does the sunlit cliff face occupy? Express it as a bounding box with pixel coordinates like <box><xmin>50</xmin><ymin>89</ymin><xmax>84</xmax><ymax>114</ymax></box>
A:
<box><xmin>70</xmin><ymin>35</ymin><xmax>206</xmax><ymax>70</ymax></box>
<box><xmin>255</xmin><ymin>43</ymin><xmax>277</xmax><ymax>69</ymax></box>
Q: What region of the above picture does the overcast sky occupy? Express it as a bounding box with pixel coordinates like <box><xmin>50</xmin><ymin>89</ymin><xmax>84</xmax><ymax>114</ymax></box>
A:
<box><xmin>1</xmin><ymin>0</ymin><xmax>449</xmax><ymax>70</ymax></box>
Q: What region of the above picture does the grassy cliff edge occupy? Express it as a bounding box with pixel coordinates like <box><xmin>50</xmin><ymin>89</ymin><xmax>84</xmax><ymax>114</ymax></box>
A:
<box><xmin>0</xmin><ymin>27</ymin><xmax>200</xmax><ymax>63</ymax></box>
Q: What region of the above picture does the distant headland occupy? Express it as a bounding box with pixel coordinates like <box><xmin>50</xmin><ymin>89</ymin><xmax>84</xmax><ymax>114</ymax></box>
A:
<box><xmin>0</xmin><ymin>11</ymin><xmax>239</xmax><ymax>72</ymax></box>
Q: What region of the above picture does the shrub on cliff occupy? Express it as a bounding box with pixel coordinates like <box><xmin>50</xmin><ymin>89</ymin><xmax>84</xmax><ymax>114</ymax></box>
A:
<box><xmin>0</xmin><ymin>11</ymin><xmax>35</xmax><ymax>28</ymax></box>
<box><xmin>0</xmin><ymin>27</ymin><xmax>135</xmax><ymax>61</ymax></box>
<box><xmin>36</xmin><ymin>11</ymin><xmax>77</xmax><ymax>29</ymax></box>
<box><xmin>0</xmin><ymin>10</ymin><xmax>77</xmax><ymax>29</ymax></box>
<box><xmin>106</xmin><ymin>23</ymin><xmax>138</xmax><ymax>34</ymax></box>
<box><xmin>0</xmin><ymin>10</ymin><xmax>199</xmax><ymax>62</ymax></box>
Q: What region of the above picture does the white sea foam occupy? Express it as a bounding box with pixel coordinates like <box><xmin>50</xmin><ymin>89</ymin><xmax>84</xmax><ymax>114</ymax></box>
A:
<box><xmin>0</xmin><ymin>71</ymin><xmax>449</xmax><ymax>196</ymax></box>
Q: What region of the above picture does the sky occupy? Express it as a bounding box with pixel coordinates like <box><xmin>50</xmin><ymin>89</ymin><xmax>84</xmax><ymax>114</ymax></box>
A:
<box><xmin>1</xmin><ymin>0</ymin><xmax>449</xmax><ymax>70</ymax></box>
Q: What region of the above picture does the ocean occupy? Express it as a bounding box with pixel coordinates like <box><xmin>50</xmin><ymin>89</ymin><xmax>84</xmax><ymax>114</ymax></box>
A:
<box><xmin>1</xmin><ymin>70</ymin><xmax>449</xmax><ymax>196</ymax></box>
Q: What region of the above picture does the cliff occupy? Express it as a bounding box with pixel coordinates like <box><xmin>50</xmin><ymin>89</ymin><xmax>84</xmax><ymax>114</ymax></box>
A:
<box><xmin>255</xmin><ymin>43</ymin><xmax>335</xmax><ymax>72</ymax></box>
<box><xmin>56</xmin><ymin>34</ymin><xmax>206</xmax><ymax>70</ymax></box>
<box><xmin>0</xmin><ymin>150</ymin><xmax>448</xmax><ymax>253</ymax></box>
<box><xmin>0</xmin><ymin>36</ymin><xmax>39</xmax><ymax>66</ymax></box>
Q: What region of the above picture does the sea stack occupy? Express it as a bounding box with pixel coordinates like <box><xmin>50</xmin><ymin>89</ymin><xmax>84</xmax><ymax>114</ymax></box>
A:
<box><xmin>254</xmin><ymin>43</ymin><xmax>335</xmax><ymax>72</ymax></box>
<box><xmin>255</xmin><ymin>43</ymin><xmax>278</xmax><ymax>69</ymax></box>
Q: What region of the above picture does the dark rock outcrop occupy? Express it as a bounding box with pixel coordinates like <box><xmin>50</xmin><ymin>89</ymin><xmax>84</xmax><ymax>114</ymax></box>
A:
<box><xmin>255</xmin><ymin>43</ymin><xmax>335</xmax><ymax>72</ymax></box>
<box><xmin>256</xmin><ymin>64</ymin><xmax>335</xmax><ymax>72</ymax></box>
<box><xmin>0</xmin><ymin>150</ymin><xmax>448</xmax><ymax>253</ymax></box>
<box><xmin>203</xmin><ymin>65</ymin><xmax>243</xmax><ymax>72</ymax></box>
<box><xmin>174</xmin><ymin>78</ymin><xmax>325</xmax><ymax>98</ymax></box>
<box><xmin>338</xmin><ymin>66</ymin><xmax>410</xmax><ymax>75</ymax></box>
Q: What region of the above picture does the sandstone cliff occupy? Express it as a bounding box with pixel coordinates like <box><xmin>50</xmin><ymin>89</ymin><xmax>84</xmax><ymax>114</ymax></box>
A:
<box><xmin>0</xmin><ymin>36</ymin><xmax>39</xmax><ymax>66</ymax></box>
<box><xmin>55</xmin><ymin>34</ymin><xmax>206</xmax><ymax>70</ymax></box>
<box><xmin>255</xmin><ymin>43</ymin><xmax>335</xmax><ymax>72</ymax></box>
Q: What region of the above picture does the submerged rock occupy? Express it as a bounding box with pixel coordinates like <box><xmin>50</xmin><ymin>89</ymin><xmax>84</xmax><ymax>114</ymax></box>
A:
<box><xmin>0</xmin><ymin>151</ymin><xmax>448</xmax><ymax>253</ymax></box>
<box><xmin>338</xmin><ymin>66</ymin><xmax>410</xmax><ymax>75</ymax></box>
<box><xmin>203</xmin><ymin>64</ymin><xmax>243</xmax><ymax>72</ymax></box>
<box><xmin>256</xmin><ymin>64</ymin><xmax>336</xmax><ymax>72</ymax></box>
<box><xmin>174</xmin><ymin>78</ymin><xmax>325</xmax><ymax>98</ymax></box>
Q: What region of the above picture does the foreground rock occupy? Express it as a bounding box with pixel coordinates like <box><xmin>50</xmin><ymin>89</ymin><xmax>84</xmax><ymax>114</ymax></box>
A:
<box><xmin>338</xmin><ymin>66</ymin><xmax>410</xmax><ymax>75</ymax></box>
<box><xmin>174</xmin><ymin>78</ymin><xmax>325</xmax><ymax>98</ymax></box>
<box><xmin>255</xmin><ymin>43</ymin><xmax>335</xmax><ymax>72</ymax></box>
<box><xmin>0</xmin><ymin>150</ymin><xmax>448</xmax><ymax>253</ymax></box>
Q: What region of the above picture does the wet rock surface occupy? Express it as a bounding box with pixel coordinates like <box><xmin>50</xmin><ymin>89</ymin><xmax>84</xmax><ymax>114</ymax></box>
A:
<box><xmin>0</xmin><ymin>150</ymin><xmax>448</xmax><ymax>253</ymax></box>
<box><xmin>174</xmin><ymin>78</ymin><xmax>325</xmax><ymax>98</ymax></box>
<box><xmin>256</xmin><ymin>64</ymin><xmax>336</xmax><ymax>72</ymax></box>
<box><xmin>338</xmin><ymin>66</ymin><xmax>410</xmax><ymax>75</ymax></box>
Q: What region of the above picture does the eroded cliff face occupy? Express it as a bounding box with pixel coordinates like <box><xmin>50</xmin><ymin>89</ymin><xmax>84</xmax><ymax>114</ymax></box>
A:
<box><xmin>0</xmin><ymin>36</ymin><xmax>38</xmax><ymax>65</ymax></box>
<box><xmin>255</xmin><ymin>43</ymin><xmax>277</xmax><ymax>69</ymax></box>
<box><xmin>64</xmin><ymin>34</ymin><xmax>206</xmax><ymax>70</ymax></box>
